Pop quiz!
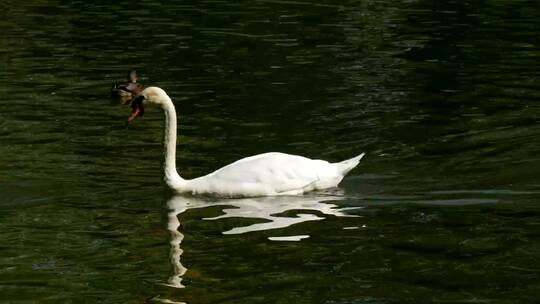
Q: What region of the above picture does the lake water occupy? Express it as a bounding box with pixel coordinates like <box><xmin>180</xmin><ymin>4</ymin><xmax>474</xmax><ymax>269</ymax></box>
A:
<box><xmin>1</xmin><ymin>0</ymin><xmax>539</xmax><ymax>303</ymax></box>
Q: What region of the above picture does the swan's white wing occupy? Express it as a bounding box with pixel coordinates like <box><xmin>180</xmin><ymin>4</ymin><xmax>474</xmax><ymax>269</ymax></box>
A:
<box><xmin>198</xmin><ymin>152</ymin><xmax>340</xmax><ymax>195</ymax></box>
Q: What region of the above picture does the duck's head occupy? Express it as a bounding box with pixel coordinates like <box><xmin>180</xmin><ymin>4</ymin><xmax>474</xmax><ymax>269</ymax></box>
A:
<box><xmin>111</xmin><ymin>70</ymin><xmax>144</xmax><ymax>104</ymax></box>
<box><xmin>127</xmin><ymin>87</ymin><xmax>170</xmax><ymax>123</ymax></box>
<box><xmin>127</xmin><ymin>70</ymin><xmax>139</xmax><ymax>83</ymax></box>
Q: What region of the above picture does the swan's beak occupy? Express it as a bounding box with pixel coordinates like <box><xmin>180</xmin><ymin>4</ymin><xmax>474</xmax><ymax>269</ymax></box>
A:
<box><xmin>127</xmin><ymin>95</ymin><xmax>145</xmax><ymax>123</ymax></box>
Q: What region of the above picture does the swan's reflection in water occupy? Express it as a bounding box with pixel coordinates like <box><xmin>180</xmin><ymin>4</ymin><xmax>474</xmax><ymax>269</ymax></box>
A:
<box><xmin>165</xmin><ymin>200</ymin><xmax>188</xmax><ymax>289</ymax></box>
<box><xmin>164</xmin><ymin>192</ymin><xmax>360</xmax><ymax>289</ymax></box>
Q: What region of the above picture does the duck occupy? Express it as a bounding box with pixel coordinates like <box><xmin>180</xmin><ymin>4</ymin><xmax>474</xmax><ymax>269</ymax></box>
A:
<box><xmin>110</xmin><ymin>70</ymin><xmax>145</xmax><ymax>104</ymax></box>
<box><xmin>127</xmin><ymin>87</ymin><xmax>365</xmax><ymax>197</ymax></box>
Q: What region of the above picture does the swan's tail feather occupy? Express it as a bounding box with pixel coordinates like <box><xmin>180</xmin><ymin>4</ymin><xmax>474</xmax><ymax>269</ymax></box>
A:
<box><xmin>335</xmin><ymin>152</ymin><xmax>365</xmax><ymax>176</ymax></box>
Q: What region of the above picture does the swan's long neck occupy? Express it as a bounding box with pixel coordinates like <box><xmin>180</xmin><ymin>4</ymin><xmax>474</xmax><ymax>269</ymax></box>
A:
<box><xmin>162</xmin><ymin>96</ymin><xmax>187</xmax><ymax>190</ymax></box>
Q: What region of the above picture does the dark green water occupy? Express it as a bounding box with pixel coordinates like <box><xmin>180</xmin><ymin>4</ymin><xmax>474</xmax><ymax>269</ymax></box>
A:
<box><xmin>1</xmin><ymin>0</ymin><xmax>540</xmax><ymax>303</ymax></box>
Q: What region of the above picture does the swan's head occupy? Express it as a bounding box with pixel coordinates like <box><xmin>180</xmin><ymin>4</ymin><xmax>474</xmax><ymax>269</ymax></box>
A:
<box><xmin>127</xmin><ymin>87</ymin><xmax>170</xmax><ymax>123</ymax></box>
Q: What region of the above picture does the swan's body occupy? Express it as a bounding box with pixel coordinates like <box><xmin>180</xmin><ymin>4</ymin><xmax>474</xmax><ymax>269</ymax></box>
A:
<box><xmin>128</xmin><ymin>87</ymin><xmax>365</xmax><ymax>197</ymax></box>
<box><xmin>176</xmin><ymin>151</ymin><xmax>364</xmax><ymax>197</ymax></box>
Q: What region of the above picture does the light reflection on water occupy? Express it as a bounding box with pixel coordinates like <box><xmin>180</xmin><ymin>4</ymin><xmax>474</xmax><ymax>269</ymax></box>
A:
<box><xmin>175</xmin><ymin>194</ymin><xmax>359</xmax><ymax>235</ymax></box>
<box><xmin>164</xmin><ymin>193</ymin><xmax>361</xmax><ymax>288</ymax></box>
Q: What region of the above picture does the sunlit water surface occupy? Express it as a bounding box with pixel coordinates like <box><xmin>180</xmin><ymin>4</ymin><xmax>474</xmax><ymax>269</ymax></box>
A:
<box><xmin>1</xmin><ymin>0</ymin><xmax>539</xmax><ymax>303</ymax></box>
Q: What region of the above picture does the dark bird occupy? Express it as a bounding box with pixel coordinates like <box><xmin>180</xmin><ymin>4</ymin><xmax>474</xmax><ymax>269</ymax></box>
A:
<box><xmin>111</xmin><ymin>70</ymin><xmax>145</xmax><ymax>104</ymax></box>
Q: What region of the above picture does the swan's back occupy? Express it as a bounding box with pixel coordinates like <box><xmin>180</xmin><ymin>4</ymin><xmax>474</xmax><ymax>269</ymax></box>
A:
<box><xmin>184</xmin><ymin>152</ymin><xmax>363</xmax><ymax>197</ymax></box>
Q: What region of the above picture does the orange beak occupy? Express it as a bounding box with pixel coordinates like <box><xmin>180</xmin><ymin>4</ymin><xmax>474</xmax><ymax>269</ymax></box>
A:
<box><xmin>127</xmin><ymin>105</ymin><xmax>142</xmax><ymax>123</ymax></box>
<box><xmin>127</xmin><ymin>95</ymin><xmax>145</xmax><ymax>124</ymax></box>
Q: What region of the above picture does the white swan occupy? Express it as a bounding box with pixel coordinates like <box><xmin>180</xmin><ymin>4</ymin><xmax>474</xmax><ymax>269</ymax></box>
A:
<box><xmin>127</xmin><ymin>87</ymin><xmax>365</xmax><ymax>197</ymax></box>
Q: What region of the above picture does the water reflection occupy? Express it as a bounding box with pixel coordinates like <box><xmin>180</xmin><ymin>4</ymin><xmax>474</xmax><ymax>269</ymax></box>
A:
<box><xmin>164</xmin><ymin>192</ymin><xmax>361</xmax><ymax>288</ymax></box>
<box><xmin>165</xmin><ymin>198</ymin><xmax>189</xmax><ymax>289</ymax></box>
<box><xmin>167</xmin><ymin>192</ymin><xmax>360</xmax><ymax>234</ymax></box>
